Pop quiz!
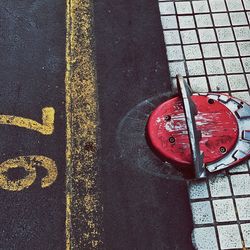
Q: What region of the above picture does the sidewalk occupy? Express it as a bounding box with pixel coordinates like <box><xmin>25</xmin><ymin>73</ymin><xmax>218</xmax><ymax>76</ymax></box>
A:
<box><xmin>158</xmin><ymin>0</ymin><xmax>250</xmax><ymax>249</ymax></box>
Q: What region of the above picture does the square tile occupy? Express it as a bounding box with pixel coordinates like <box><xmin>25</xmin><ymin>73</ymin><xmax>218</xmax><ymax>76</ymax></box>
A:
<box><xmin>205</xmin><ymin>59</ymin><xmax>224</xmax><ymax>75</ymax></box>
<box><xmin>242</xmin><ymin>57</ymin><xmax>250</xmax><ymax>72</ymax></box>
<box><xmin>238</xmin><ymin>42</ymin><xmax>250</xmax><ymax>56</ymax></box>
<box><xmin>161</xmin><ymin>16</ymin><xmax>178</xmax><ymax>30</ymax></box>
<box><xmin>209</xmin><ymin>174</ymin><xmax>231</xmax><ymax>197</ymax></box>
<box><xmin>164</xmin><ymin>30</ymin><xmax>181</xmax><ymax>44</ymax></box>
<box><xmin>169</xmin><ymin>62</ymin><xmax>186</xmax><ymax>77</ymax></box>
<box><xmin>247</xmin><ymin>74</ymin><xmax>250</xmax><ymax>88</ymax></box>
<box><xmin>198</xmin><ymin>29</ymin><xmax>216</xmax><ymax>42</ymax></box>
<box><xmin>195</xmin><ymin>14</ymin><xmax>213</xmax><ymax>28</ymax></box>
<box><xmin>176</xmin><ymin>2</ymin><xmax>192</xmax><ymax>14</ymax></box>
<box><xmin>234</xmin><ymin>27</ymin><xmax>250</xmax><ymax>40</ymax></box>
<box><xmin>220</xmin><ymin>42</ymin><xmax>238</xmax><ymax>57</ymax></box>
<box><xmin>159</xmin><ymin>2</ymin><xmax>175</xmax><ymax>15</ymax></box>
<box><xmin>245</xmin><ymin>0</ymin><xmax>250</xmax><ymax>10</ymax></box>
<box><xmin>230</xmin><ymin>12</ymin><xmax>248</xmax><ymax>26</ymax></box>
<box><xmin>229</xmin><ymin>162</ymin><xmax>249</xmax><ymax>173</ymax></box>
<box><xmin>181</xmin><ymin>30</ymin><xmax>198</xmax><ymax>44</ymax></box>
<box><xmin>209</xmin><ymin>0</ymin><xmax>227</xmax><ymax>12</ymax></box>
<box><xmin>166</xmin><ymin>46</ymin><xmax>184</xmax><ymax>60</ymax></box>
<box><xmin>192</xmin><ymin>227</ymin><xmax>218</xmax><ymax>250</ymax></box>
<box><xmin>226</xmin><ymin>0</ymin><xmax>244</xmax><ymax>11</ymax></box>
<box><xmin>179</xmin><ymin>16</ymin><xmax>195</xmax><ymax>29</ymax></box>
<box><xmin>236</xmin><ymin>198</ymin><xmax>250</xmax><ymax>220</ymax></box>
<box><xmin>232</xmin><ymin>91</ymin><xmax>250</xmax><ymax>104</ymax></box>
<box><xmin>231</xmin><ymin>174</ymin><xmax>250</xmax><ymax>196</ymax></box>
<box><xmin>184</xmin><ymin>45</ymin><xmax>202</xmax><ymax>59</ymax></box>
<box><xmin>218</xmin><ymin>225</ymin><xmax>242</xmax><ymax>249</ymax></box>
<box><xmin>216</xmin><ymin>28</ymin><xmax>234</xmax><ymax>41</ymax></box>
<box><xmin>202</xmin><ymin>43</ymin><xmax>220</xmax><ymax>58</ymax></box>
<box><xmin>189</xmin><ymin>180</ymin><xmax>209</xmax><ymax>199</ymax></box>
<box><xmin>187</xmin><ymin>60</ymin><xmax>205</xmax><ymax>75</ymax></box>
<box><xmin>191</xmin><ymin>201</ymin><xmax>214</xmax><ymax>225</ymax></box>
<box><xmin>193</xmin><ymin>1</ymin><xmax>209</xmax><ymax>13</ymax></box>
<box><xmin>228</xmin><ymin>74</ymin><xmax>248</xmax><ymax>90</ymax></box>
<box><xmin>224</xmin><ymin>58</ymin><xmax>243</xmax><ymax>73</ymax></box>
<box><xmin>189</xmin><ymin>77</ymin><xmax>208</xmax><ymax>92</ymax></box>
<box><xmin>213</xmin><ymin>13</ymin><xmax>230</xmax><ymax>27</ymax></box>
<box><xmin>209</xmin><ymin>76</ymin><xmax>229</xmax><ymax>91</ymax></box>
<box><xmin>241</xmin><ymin>224</ymin><xmax>250</xmax><ymax>247</ymax></box>
<box><xmin>213</xmin><ymin>199</ymin><xmax>237</xmax><ymax>222</ymax></box>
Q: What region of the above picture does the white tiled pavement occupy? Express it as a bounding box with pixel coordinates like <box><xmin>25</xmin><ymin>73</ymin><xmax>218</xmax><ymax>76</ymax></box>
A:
<box><xmin>158</xmin><ymin>0</ymin><xmax>250</xmax><ymax>249</ymax></box>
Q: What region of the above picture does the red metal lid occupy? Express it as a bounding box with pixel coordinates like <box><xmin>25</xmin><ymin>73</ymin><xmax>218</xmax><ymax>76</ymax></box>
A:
<box><xmin>147</xmin><ymin>95</ymin><xmax>239</xmax><ymax>166</ymax></box>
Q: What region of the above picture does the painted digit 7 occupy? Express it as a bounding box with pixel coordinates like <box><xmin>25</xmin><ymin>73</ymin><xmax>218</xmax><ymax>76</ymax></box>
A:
<box><xmin>0</xmin><ymin>107</ymin><xmax>55</xmax><ymax>135</ymax></box>
<box><xmin>0</xmin><ymin>107</ymin><xmax>58</xmax><ymax>191</ymax></box>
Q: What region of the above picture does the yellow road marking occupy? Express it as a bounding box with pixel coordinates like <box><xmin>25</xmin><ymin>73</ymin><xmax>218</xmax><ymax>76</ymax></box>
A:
<box><xmin>0</xmin><ymin>107</ymin><xmax>55</xmax><ymax>135</ymax></box>
<box><xmin>0</xmin><ymin>155</ymin><xmax>57</xmax><ymax>191</ymax></box>
<box><xmin>66</xmin><ymin>0</ymin><xmax>103</xmax><ymax>249</ymax></box>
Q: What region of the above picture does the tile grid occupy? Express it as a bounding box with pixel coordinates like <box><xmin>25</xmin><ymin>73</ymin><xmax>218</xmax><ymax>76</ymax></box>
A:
<box><xmin>172</xmin><ymin>0</ymin><xmax>191</xmax><ymax>88</ymax></box>
<box><xmin>223</xmin><ymin>0</ymin><xmax>249</xmax><ymax>99</ymax></box>
<box><xmin>204</xmin><ymin>176</ymin><xmax>222</xmax><ymax>249</ymax></box>
<box><xmin>227</xmin><ymin>173</ymin><xmax>245</xmax><ymax>248</ymax></box>
<box><xmin>158</xmin><ymin>0</ymin><xmax>250</xmax><ymax>249</ymax></box>
<box><xmin>212</xmin><ymin>0</ymin><xmax>247</xmax><ymax>247</ymax></box>
<box><xmin>242</xmin><ymin>2</ymin><xmax>250</xmax><ymax>159</ymax></box>
<box><xmin>160</xmin><ymin>0</ymin><xmax>250</xmax><ymax>100</ymax></box>
<box><xmin>189</xmin><ymin>0</ymin><xmax>212</xmax><ymax>93</ymax></box>
<box><xmin>205</xmin><ymin>0</ymin><xmax>232</xmax><ymax>95</ymax></box>
<box><xmin>189</xmin><ymin>170</ymin><xmax>250</xmax><ymax>249</ymax></box>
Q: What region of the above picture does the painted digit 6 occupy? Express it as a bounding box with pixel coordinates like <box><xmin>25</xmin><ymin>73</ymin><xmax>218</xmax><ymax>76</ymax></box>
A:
<box><xmin>0</xmin><ymin>155</ymin><xmax>58</xmax><ymax>191</ymax></box>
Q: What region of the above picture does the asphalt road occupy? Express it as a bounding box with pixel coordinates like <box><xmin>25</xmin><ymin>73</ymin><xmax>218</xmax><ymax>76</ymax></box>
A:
<box><xmin>94</xmin><ymin>0</ymin><xmax>194</xmax><ymax>249</ymax></box>
<box><xmin>0</xmin><ymin>1</ymin><xmax>66</xmax><ymax>249</ymax></box>
<box><xmin>0</xmin><ymin>0</ymin><xmax>194</xmax><ymax>249</ymax></box>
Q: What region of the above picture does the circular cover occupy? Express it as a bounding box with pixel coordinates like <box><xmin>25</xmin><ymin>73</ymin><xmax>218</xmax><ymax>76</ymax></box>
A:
<box><xmin>147</xmin><ymin>95</ymin><xmax>239</xmax><ymax>166</ymax></box>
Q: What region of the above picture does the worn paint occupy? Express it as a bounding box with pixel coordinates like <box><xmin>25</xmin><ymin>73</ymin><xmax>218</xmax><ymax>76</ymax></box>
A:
<box><xmin>0</xmin><ymin>107</ymin><xmax>55</xmax><ymax>135</ymax></box>
<box><xmin>65</xmin><ymin>0</ymin><xmax>103</xmax><ymax>249</ymax></box>
<box><xmin>0</xmin><ymin>155</ymin><xmax>57</xmax><ymax>191</ymax></box>
<box><xmin>0</xmin><ymin>106</ymin><xmax>57</xmax><ymax>191</ymax></box>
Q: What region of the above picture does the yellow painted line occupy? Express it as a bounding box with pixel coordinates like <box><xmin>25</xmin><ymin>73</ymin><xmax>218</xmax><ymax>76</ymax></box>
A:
<box><xmin>0</xmin><ymin>107</ymin><xmax>55</xmax><ymax>135</ymax></box>
<box><xmin>66</xmin><ymin>0</ymin><xmax>103</xmax><ymax>249</ymax></box>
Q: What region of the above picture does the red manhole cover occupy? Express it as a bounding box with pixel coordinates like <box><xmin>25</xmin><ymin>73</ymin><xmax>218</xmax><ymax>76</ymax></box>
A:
<box><xmin>147</xmin><ymin>95</ymin><xmax>239</xmax><ymax>167</ymax></box>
